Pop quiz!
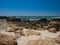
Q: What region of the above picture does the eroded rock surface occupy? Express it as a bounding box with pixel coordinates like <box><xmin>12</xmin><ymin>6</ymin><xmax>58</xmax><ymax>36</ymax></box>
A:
<box><xmin>0</xmin><ymin>34</ymin><xmax>17</xmax><ymax>45</ymax></box>
<box><xmin>48</xmin><ymin>21</ymin><xmax>60</xmax><ymax>33</ymax></box>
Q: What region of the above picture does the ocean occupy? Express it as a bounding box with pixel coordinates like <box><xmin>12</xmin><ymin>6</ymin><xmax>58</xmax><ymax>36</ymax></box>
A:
<box><xmin>1</xmin><ymin>16</ymin><xmax>60</xmax><ymax>21</ymax></box>
<box><xmin>17</xmin><ymin>16</ymin><xmax>60</xmax><ymax>20</ymax></box>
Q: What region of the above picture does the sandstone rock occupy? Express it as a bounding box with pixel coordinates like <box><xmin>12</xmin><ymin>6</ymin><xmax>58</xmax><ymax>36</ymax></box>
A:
<box><xmin>12</xmin><ymin>26</ymin><xmax>19</xmax><ymax>31</ymax></box>
<box><xmin>12</xmin><ymin>26</ymin><xmax>24</xmax><ymax>31</ymax></box>
<box><xmin>25</xmin><ymin>30</ymin><xmax>41</xmax><ymax>36</ymax></box>
<box><xmin>15</xmin><ymin>30</ymin><xmax>21</xmax><ymax>38</ymax></box>
<box><xmin>6</xmin><ymin>24</ymin><xmax>17</xmax><ymax>32</ymax></box>
<box><xmin>43</xmin><ymin>26</ymin><xmax>48</xmax><ymax>29</ymax></box>
<box><xmin>15</xmin><ymin>30</ymin><xmax>22</xmax><ymax>34</ymax></box>
<box><xmin>7</xmin><ymin>26</ymin><xmax>23</xmax><ymax>32</ymax></box>
<box><xmin>26</xmin><ymin>38</ymin><xmax>55</xmax><ymax>45</ymax></box>
<box><xmin>7</xmin><ymin>27</ymin><xmax>15</xmax><ymax>32</ymax></box>
<box><xmin>29</xmin><ymin>21</ymin><xmax>41</xmax><ymax>29</ymax></box>
<box><xmin>0</xmin><ymin>34</ymin><xmax>17</xmax><ymax>45</ymax></box>
<box><xmin>48</xmin><ymin>21</ymin><xmax>58</xmax><ymax>28</ymax></box>
<box><xmin>32</xmin><ymin>26</ymin><xmax>38</xmax><ymax>30</ymax></box>
<box><xmin>26</xmin><ymin>40</ymin><xmax>37</xmax><ymax>45</ymax></box>
<box><xmin>48</xmin><ymin>28</ymin><xmax>57</xmax><ymax>33</ymax></box>
<box><xmin>30</xmin><ymin>23</ymin><xmax>42</xmax><ymax>30</ymax></box>
<box><xmin>19</xmin><ymin>27</ymin><xmax>24</xmax><ymax>30</ymax></box>
<box><xmin>48</xmin><ymin>21</ymin><xmax>60</xmax><ymax>32</ymax></box>
<box><xmin>15</xmin><ymin>30</ymin><xmax>23</xmax><ymax>36</ymax></box>
<box><xmin>54</xmin><ymin>35</ymin><xmax>60</xmax><ymax>43</ymax></box>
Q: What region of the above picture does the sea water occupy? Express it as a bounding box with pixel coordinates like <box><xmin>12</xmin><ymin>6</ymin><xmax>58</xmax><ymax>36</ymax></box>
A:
<box><xmin>18</xmin><ymin>16</ymin><xmax>60</xmax><ymax>21</ymax></box>
<box><xmin>1</xmin><ymin>16</ymin><xmax>60</xmax><ymax>21</ymax></box>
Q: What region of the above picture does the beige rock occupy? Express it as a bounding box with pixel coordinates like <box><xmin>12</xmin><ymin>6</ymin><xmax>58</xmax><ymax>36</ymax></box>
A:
<box><xmin>7</xmin><ymin>27</ymin><xmax>15</xmax><ymax>32</ymax></box>
<box><xmin>26</xmin><ymin>38</ymin><xmax>55</xmax><ymax>45</ymax></box>
<box><xmin>15</xmin><ymin>30</ymin><xmax>21</xmax><ymax>34</ymax></box>
<box><xmin>25</xmin><ymin>30</ymin><xmax>41</xmax><ymax>36</ymax></box>
<box><xmin>15</xmin><ymin>30</ymin><xmax>23</xmax><ymax>37</ymax></box>
<box><xmin>48</xmin><ymin>28</ymin><xmax>57</xmax><ymax>33</ymax></box>
<box><xmin>19</xmin><ymin>27</ymin><xmax>24</xmax><ymax>30</ymax></box>
<box><xmin>7</xmin><ymin>26</ymin><xmax>24</xmax><ymax>32</ymax></box>
<box><xmin>11</xmin><ymin>25</ymin><xmax>19</xmax><ymax>30</ymax></box>
<box><xmin>43</xmin><ymin>26</ymin><xmax>48</xmax><ymax>29</ymax></box>
<box><xmin>48</xmin><ymin>21</ymin><xmax>60</xmax><ymax>32</ymax></box>
<box><xmin>54</xmin><ymin>35</ymin><xmax>60</xmax><ymax>43</ymax></box>
<box><xmin>26</xmin><ymin>40</ymin><xmax>37</xmax><ymax>45</ymax></box>
<box><xmin>0</xmin><ymin>34</ymin><xmax>17</xmax><ymax>45</ymax></box>
<box><xmin>32</xmin><ymin>26</ymin><xmax>37</xmax><ymax>30</ymax></box>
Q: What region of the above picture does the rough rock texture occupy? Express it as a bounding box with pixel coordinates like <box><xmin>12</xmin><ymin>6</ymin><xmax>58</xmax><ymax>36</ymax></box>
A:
<box><xmin>7</xmin><ymin>25</ymin><xmax>24</xmax><ymax>32</ymax></box>
<box><xmin>48</xmin><ymin>28</ymin><xmax>57</xmax><ymax>33</ymax></box>
<box><xmin>50</xmin><ymin>18</ymin><xmax>60</xmax><ymax>22</ymax></box>
<box><xmin>39</xmin><ymin>18</ymin><xmax>49</xmax><ymax>26</ymax></box>
<box><xmin>25</xmin><ymin>30</ymin><xmax>41</xmax><ymax>36</ymax></box>
<box><xmin>0</xmin><ymin>17</ymin><xmax>60</xmax><ymax>45</ymax></box>
<box><xmin>54</xmin><ymin>35</ymin><xmax>60</xmax><ymax>43</ymax></box>
<box><xmin>26</xmin><ymin>38</ymin><xmax>55</xmax><ymax>45</ymax></box>
<box><xmin>48</xmin><ymin>21</ymin><xmax>60</xmax><ymax>33</ymax></box>
<box><xmin>7</xmin><ymin>27</ymin><xmax>16</xmax><ymax>32</ymax></box>
<box><xmin>0</xmin><ymin>22</ymin><xmax>9</xmax><ymax>30</ymax></box>
<box><xmin>59</xmin><ymin>27</ymin><xmax>60</xmax><ymax>31</ymax></box>
<box><xmin>0</xmin><ymin>16</ymin><xmax>10</xmax><ymax>19</ymax></box>
<box><xmin>17</xmin><ymin>36</ymin><xmax>60</xmax><ymax>45</ymax></box>
<box><xmin>6</xmin><ymin>17</ymin><xmax>21</xmax><ymax>22</ymax></box>
<box><xmin>0</xmin><ymin>34</ymin><xmax>17</xmax><ymax>45</ymax></box>
<box><xmin>29</xmin><ymin>21</ymin><xmax>42</xmax><ymax>30</ymax></box>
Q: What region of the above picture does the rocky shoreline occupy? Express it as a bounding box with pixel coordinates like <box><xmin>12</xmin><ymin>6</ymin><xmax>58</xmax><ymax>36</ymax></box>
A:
<box><xmin>0</xmin><ymin>16</ymin><xmax>60</xmax><ymax>45</ymax></box>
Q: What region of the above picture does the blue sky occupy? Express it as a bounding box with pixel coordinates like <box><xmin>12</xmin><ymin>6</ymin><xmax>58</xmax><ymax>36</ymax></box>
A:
<box><xmin>0</xmin><ymin>0</ymin><xmax>60</xmax><ymax>16</ymax></box>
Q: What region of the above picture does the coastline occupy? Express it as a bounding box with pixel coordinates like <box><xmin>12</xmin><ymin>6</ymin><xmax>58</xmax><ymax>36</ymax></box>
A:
<box><xmin>0</xmin><ymin>16</ymin><xmax>60</xmax><ymax>45</ymax></box>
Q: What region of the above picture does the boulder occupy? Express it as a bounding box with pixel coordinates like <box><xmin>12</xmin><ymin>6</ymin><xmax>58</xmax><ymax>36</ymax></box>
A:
<box><xmin>48</xmin><ymin>21</ymin><xmax>59</xmax><ymax>28</ymax></box>
<box><xmin>39</xmin><ymin>18</ymin><xmax>49</xmax><ymax>26</ymax></box>
<box><xmin>0</xmin><ymin>34</ymin><xmax>17</xmax><ymax>45</ymax></box>
<box><xmin>15</xmin><ymin>30</ymin><xmax>22</xmax><ymax>38</ymax></box>
<box><xmin>26</xmin><ymin>38</ymin><xmax>55</xmax><ymax>45</ymax></box>
<box><xmin>15</xmin><ymin>27</ymin><xmax>25</xmax><ymax>36</ymax></box>
<box><xmin>19</xmin><ymin>27</ymin><xmax>24</xmax><ymax>30</ymax></box>
<box><xmin>6</xmin><ymin>17</ymin><xmax>21</xmax><ymax>22</ymax></box>
<box><xmin>7</xmin><ymin>27</ymin><xmax>16</xmax><ymax>32</ymax></box>
<box><xmin>29</xmin><ymin>21</ymin><xmax>42</xmax><ymax>30</ymax></box>
<box><xmin>25</xmin><ymin>30</ymin><xmax>41</xmax><ymax>36</ymax></box>
<box><xmin>48</xmin><ymin>28</ymin><xmax>57</xmax><ymax>33</ymax></box>
<box><xmin>50</xmin><ymin>18</ymin><xmax>60</xmax><ymax>22</ymax></box>
<box><xmin>48</xmin><ymin>21</ymin><xmax>60</xmax><ymax>32</ymax></box>
<box><xmin>29</xmin><ymin>21</ymin><xmax>40</xmax><ymax>27</ymax></box>
<box><xmin>0</xmin><ymin>16</ymin><xmax>10</xmax><ymax>19</ymax></box>
<box><xmin>7</xmin><ymin>27</ymin><xmax>24</xmax><ymax>32</ymax></box>
<box><xmin>43</xmin><ymin>26</ymin><xmax>48</xmax><ymax>29</ymax></box>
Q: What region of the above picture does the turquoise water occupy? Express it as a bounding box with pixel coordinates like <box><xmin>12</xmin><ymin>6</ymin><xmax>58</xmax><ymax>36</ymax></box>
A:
<box><xmin>7</xmin><ymin>16</ymin><xmax>60</xmax><ymax>21</ymax></box>
<box><xmin>18</xmin><ymin>16</ymin><xmax>60</xmax><ymax>20</ymax></box>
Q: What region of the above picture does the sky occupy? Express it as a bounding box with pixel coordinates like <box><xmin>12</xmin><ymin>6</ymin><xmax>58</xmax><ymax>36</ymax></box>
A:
<box><xmin>0</xmin><ymin>0</ymin><xmax>60</xmax><ymax>16</ymax></box>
